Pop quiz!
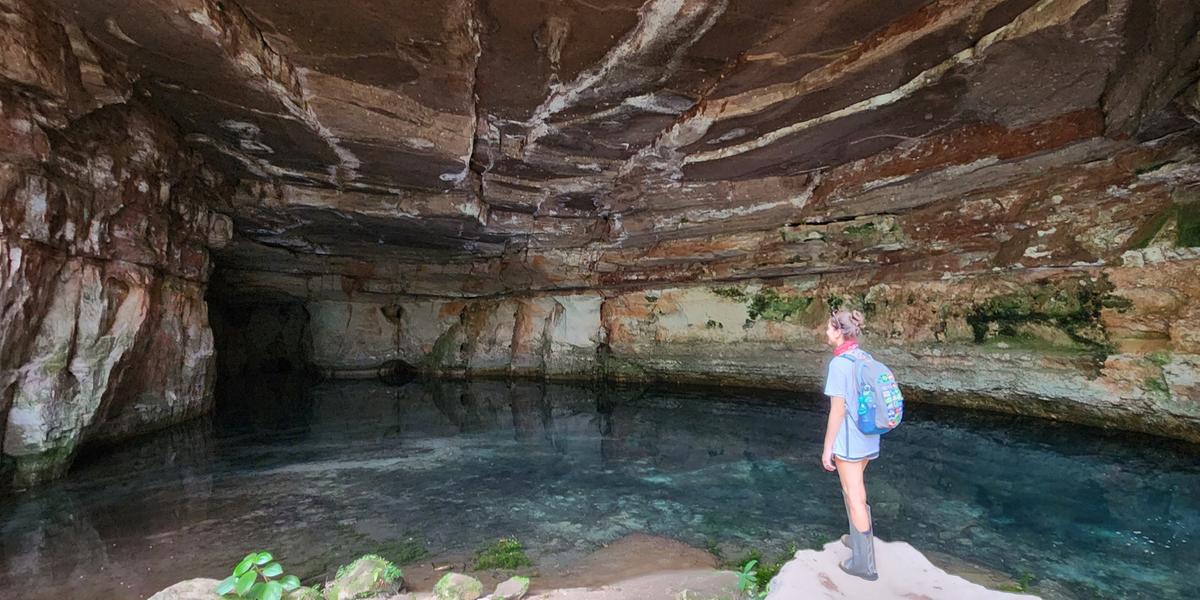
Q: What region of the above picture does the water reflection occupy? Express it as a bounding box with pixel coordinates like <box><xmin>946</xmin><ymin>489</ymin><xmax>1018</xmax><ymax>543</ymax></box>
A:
<box><xmin>1</xmin><ymin>378</ymin><xmax>1196</xmax><ymax>600</ymax></box>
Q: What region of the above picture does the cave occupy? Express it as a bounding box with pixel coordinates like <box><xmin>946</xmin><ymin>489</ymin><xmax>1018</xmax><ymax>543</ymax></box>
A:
<box><xmin>1</xmin><ymin>0</ymin><xmax>1199</xmax><ymax>598</ymax></box>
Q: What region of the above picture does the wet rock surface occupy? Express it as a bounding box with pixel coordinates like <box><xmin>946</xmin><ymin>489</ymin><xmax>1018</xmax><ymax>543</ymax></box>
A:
<box><xmin>0</xmin><ymin>0</ymin><xmax>231</xmax><ymax>487</ymax></box>
<box><xmin>765</xmin><ymin>539</ymin><xmax>1041</xmax><ymax>599</ymax></box>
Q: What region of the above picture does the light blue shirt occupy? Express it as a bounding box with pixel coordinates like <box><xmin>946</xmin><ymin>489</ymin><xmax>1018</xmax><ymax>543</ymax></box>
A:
<box><xmin>825</xmin><ymin>349</ymin><xmax>881</xmax><ymax>461</ymax></box>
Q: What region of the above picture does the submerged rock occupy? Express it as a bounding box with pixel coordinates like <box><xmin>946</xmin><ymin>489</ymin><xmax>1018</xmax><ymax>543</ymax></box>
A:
<box><xmin>432</xmin><ymin>573</ymin><xmax>484</xmax><ymax>600</ymax></box>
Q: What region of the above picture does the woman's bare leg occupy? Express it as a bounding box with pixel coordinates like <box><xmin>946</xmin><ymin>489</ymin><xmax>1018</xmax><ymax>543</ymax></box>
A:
<box><xmin>835</xmin><ymin>457</ymin><xmax>871</xmax><ymax>532</ymax></box>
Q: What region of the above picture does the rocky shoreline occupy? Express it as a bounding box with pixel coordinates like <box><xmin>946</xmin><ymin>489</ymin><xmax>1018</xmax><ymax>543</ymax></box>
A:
<box><xmin>147</xmin><ymin>534</ymin><xmax>1043</xmax><ymax>600</ymax></box>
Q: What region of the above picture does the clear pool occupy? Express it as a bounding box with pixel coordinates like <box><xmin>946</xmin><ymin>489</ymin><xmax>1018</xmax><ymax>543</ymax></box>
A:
<box><xmin>1</xmin><ymin>377</ymin><xmax>1196</xmax><ymax>599</ymax></box>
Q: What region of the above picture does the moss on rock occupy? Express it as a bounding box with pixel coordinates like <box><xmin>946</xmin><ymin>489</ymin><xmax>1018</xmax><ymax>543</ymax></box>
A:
<box><xmin>433</xmin><ymin>573</ymin><xmax>484</xmax><ymax>600</ymax></box>
<box><xmin>1176</xmin><ymin>202</ymin><xmax>1200</xmax><ymax>247</ymax></box>
<box><xmin>964</xmin><ymin>278</ymin><xmax>1123</xmax><ymax>363</ymax></box>
<box><xmin>746</xmin><ymin>289</ymin><xmax>813</xmax><ymax>322</ymax></box>
<box><xmin>326</xmin><ymin>554</ymin><xmax>401</xmax><ymax>600</ymax></box>
<box><xmin>472</xmin><ymin>538</ymin><xmax>531</xmax><ymax>570</ymax></box>
<box><xmin>711</xmin><ymin>287</ymin><xmax>749</xmax><ymax>302</ymax></box>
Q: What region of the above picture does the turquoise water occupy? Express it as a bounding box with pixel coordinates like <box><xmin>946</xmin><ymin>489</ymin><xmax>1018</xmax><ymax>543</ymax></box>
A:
<box><xmin>1</xmin><ymin>378</ymin><xmax>1196</xmax><ymax>599</ymax></box>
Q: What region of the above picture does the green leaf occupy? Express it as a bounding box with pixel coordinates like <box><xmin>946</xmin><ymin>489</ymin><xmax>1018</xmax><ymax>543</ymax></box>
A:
<box><xmin>235</xmin><ymin>571</ymin><xmax>258</xmax><ymax>596</ymax></box>
<box><xmin>215</xmin><ymin>576</ymin><xmax>238</xmax><ymax>596</ymax></box>
<box><xmin>235</xmin><ymin>553</ymin><xmax>257</xmax><ymax>577</ymax></box>
<box><xmin>255</xmin><ymin>552</ymin><xmax>274</xmax><ymax>566</ymax></box>
<box><xmin>279</xmin><ymin>575</ymin><xmax>300</xmax><ymax>591</ymax></box>
<box><xmin>261</xmin><ymin>562</ymin><xmax>283</xmax><ymax>577</ymax></box>
<box><xmin>248</xmin><ymin>582</ymin><xmax>265</xmax><ymax>597</ymax></box>
<box><xmin>259</xmin><ymin>581</ymin><xmax>283</xmax><ymax>600</ymax></box>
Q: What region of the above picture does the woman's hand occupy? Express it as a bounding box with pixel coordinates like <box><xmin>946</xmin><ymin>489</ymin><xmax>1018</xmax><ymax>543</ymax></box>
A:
<box><xmin>822</xmin><ymin>396</ymin><xmax>846</xmax><ymax>472</ymax></box>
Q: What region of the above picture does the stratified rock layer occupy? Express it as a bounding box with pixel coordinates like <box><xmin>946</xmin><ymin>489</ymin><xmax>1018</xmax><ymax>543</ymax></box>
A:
<box><xmin>2</xmin><ymin>0</ymin><xmax>1198</xmax><ymax>482</ymax></box>
<box><xmin>187</xmin><ymin>0</ymin><xmax>1196</xmax><ymax>441</ymax></box>
<box><xmin>0</xmin><ymin>0</ymin><xmax>230</xmax><ymax>487</ymax></box>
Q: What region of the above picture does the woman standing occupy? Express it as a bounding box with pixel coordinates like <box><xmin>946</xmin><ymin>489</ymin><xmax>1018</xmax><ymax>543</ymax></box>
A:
<box><xmin>821</xmin><ymin>309</ymin><xmax>879</xmax><ymax>581</ymax></box>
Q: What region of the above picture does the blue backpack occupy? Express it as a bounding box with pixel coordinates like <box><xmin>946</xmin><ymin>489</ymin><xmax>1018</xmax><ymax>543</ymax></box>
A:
<box><xmin>839</xmin><ymin>351</ymin><xmax>904</xmax><ymax>435</ymax></box>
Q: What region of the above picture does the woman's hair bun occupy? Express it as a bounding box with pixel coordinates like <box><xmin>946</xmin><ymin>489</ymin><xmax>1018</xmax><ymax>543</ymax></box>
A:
<box><xmin>830</xmin><ymin>309</ymin><xmax>866</xmax><ymax>338</ymax></box>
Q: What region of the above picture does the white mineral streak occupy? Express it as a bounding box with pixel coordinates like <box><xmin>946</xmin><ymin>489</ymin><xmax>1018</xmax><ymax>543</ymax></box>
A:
<box><xmin>525</xmin><ymin>0</ymin><xmax>728</xmax><ymax>144</ymax></box>
<box><xmin>684</xmin><ymin>0</ymin><xmax>1091</xmax><ymax>163</ymax></box>
<box><xmin>187</xmin><ymin>1</ymin><xmax>361</xmax><ymax>184</ymax></box>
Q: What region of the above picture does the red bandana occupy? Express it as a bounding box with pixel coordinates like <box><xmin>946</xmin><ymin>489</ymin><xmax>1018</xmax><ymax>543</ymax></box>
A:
<box><xmin>833</xmin><ymin>340</ymin><xmax>858</xmax><ymax>356</ymax></box>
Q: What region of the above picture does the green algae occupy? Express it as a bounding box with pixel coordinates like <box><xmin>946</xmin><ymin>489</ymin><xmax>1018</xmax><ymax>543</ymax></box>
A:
<box><xmin>965</xmin><ymin>278</ymin><xmax>1124</xmax><ymax>363</ymax></box>
<box><xmin>1146</xmin><ymin>351</ymin><xmax>1172</xmax><ymax>367</ymax></box>
<box><xmin>375</xmin><ymin>535</ymin><xmax>430</xmax><ymax>565</ymax></box>
<box><xmin>1176</xmin><ymin>202</ymin><xmax>1200</xmax><ymax>247</ymax></box>
<box><xmin>823</xmin><ymin>292</ymin><xmax>875</xmax><ymax>316</ymax></box>
<box><xmin>747</xmin><ymin>289</ymin><xmax>813</xmax><ymax>322</ymax></box>
<box><xmin>842</xmin><ymin>222</ymin><xmax>877</xmax><ymax>238</ymax></box>
<box><xmin>424</xmin><ymin>324</ymin><xmax>462</xmax><ymax>368</ymax></box>
<box><xmin>712</xmin><ymin>287</ymin><xmax>749</xmax><ymax>302</ymax></box>
<box><xmin>1125</xmin><ymin>202</ymin><xmax>1200</xmax><ymax>250</ymax></box>
<box><xmin>1126</xmin><ymin>209</ymin><xmax>1172</xmax><ymax>250</ymax></box>
<box><xmin>472</xmin><ymin>538</ymin><xmax>530</xmax><ymax>570</ymax></box>
<box><xmin>1144</xmin><ymin>377</ymin><xmax>1169</xmax><ymax>395</ymax></box>
<box><xmin>1132</xmin><ymin>160</ymin><xmax>1174</xmax><ymax>177</ymax></box>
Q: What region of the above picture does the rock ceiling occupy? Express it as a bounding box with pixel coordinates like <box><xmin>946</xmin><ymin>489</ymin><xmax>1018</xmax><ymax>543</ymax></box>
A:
<box><xmin>44</xmin><ymin>0</ymin><xmax>1200</xmax><ymax>298</ymax></box>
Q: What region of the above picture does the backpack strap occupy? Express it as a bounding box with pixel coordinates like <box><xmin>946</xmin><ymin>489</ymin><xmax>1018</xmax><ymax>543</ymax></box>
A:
<box><xmin>837</xmin><ymin>351</ymin><xmax>869</xmax><ymax>402</ymax></box>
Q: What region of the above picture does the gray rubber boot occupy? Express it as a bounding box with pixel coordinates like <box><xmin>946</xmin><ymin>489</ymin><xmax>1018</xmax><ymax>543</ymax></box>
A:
<box><xmin>839</xmin><ymin>495</ymin><xmax>852</xmax><ymax>548</ymax></box>
<box><xmin>838</xmin><ymin>505</ymin><xmax>878</xmax><ymax>581</ymax></box>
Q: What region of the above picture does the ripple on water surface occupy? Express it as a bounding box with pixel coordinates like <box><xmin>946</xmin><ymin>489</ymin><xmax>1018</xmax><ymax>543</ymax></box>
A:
<box><xmin>1</xmin><ymin>378</ymin><xmax>1197</xmax><ymax>600</ymax></box>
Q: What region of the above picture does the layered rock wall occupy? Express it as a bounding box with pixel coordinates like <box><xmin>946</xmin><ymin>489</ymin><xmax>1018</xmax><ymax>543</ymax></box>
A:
<box><xmin>2</xmin><ymin>0</ymin><xmax>1198</xmax><ymax>481</ymax></box>
<box><xmin>300</xmin><ymin>252</ymin><xmax>1200</xmax><ymax>442</ymax></box>
<box><xmin>0</xmin><ymin>0</ymin><xmax>230</xmax><ymax>487</ymax></box>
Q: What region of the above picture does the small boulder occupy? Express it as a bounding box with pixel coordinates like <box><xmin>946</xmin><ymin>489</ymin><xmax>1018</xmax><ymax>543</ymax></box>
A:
<box><xmin>324</xmin><ymin>555</ymin><xmax>403</xmax><ymax>600</ymax></box>
<box><xmin>147</xmin><ymin>578</ymin><xmax>222</xmax><ymax>600</ymax></box>
<box><xmin>433</xmin><ymin>573</ymin><xmax>484</xmax><ymax>600</ymax></box>
<box><xmin>492</xmin><ymin>576</ymin><xmax>530</xmax><ymax>600</ymax></box>
<box><xmin>286</xmin><ymin>586</ymin><xmax>322</xmax><ymax>600</ymax></box>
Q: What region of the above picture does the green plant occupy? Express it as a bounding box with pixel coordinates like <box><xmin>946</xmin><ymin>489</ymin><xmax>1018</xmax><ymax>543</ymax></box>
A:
<box><xmin>725</xmin><ymin>546</ymin><xmax>791</xmax><ymax>592</ymax></box>
<box><xmin>1000</xmin><ymin>571</ymin><xmax>1037</xmax><ymax>593</ymax></box>
<box><xmin>473</xmin><ymin>538</ymin><xmax>532</xmax><ymax>570</ymax></box>
<box><xmin>215</xmin><ymin>551</ymin><xmax>300</xmax><ymax>600</ymax></box>
<box><xmin>735</xmin><ymin>559</ymin><xmax>768</xmax><ymax>600</ymax></box>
